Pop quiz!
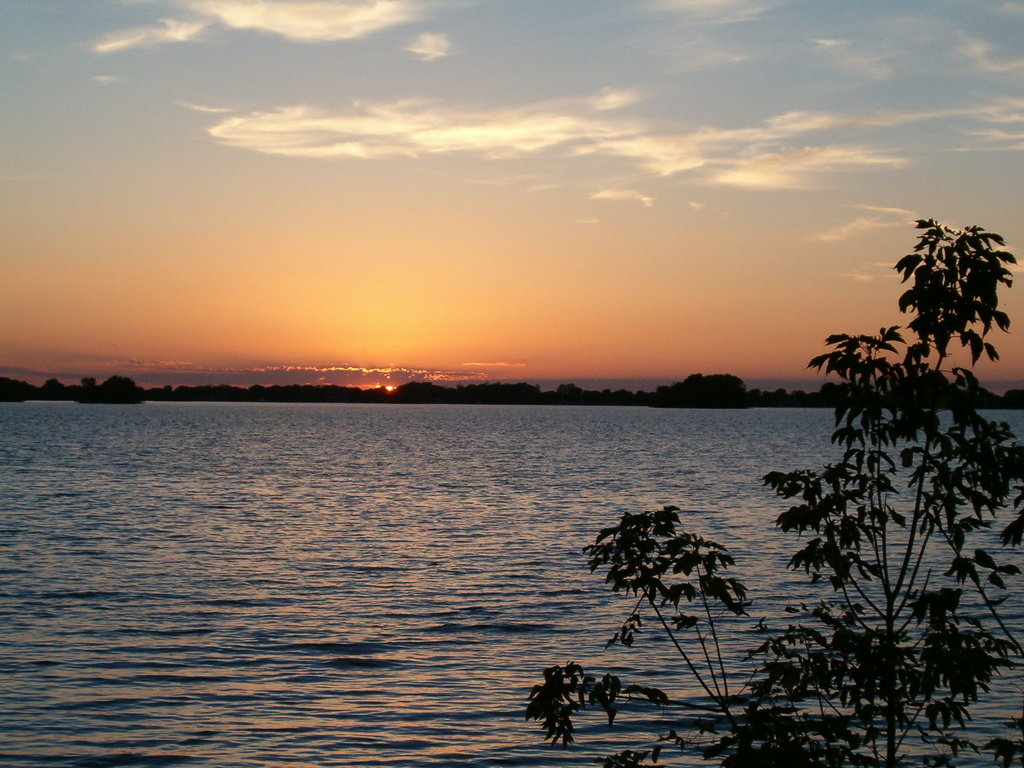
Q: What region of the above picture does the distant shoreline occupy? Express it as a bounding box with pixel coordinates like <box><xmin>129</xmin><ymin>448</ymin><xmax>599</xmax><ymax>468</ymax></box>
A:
<box><xmin>3</xmin><ymin>374</ymin><xmax>1023</xmax><ymax>409</ymax></box>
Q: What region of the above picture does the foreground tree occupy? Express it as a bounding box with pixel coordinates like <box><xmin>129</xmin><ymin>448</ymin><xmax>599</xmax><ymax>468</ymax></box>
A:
<box><xmin>527</xmin><ymin>220</ymin><xmax>1024</xmax><ymax>767</ymax></box>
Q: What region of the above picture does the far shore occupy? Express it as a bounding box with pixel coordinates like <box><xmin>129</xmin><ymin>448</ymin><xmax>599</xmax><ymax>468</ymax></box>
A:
<box><xmin>3</xmin><ymin>374</ymin><xmax>1023</xmax><ymax>409</ymax></box>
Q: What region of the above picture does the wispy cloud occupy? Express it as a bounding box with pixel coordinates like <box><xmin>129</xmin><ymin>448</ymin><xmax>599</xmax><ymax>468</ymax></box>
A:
<box><xmin>202</xmin><ymin>97</ymin><xmax>1010</xmax><ymax>188</ymax></box>
<box><xmin>93</xmin><ymin>18</ymin><xmax>208</xmax><ymax>53</ymax></box>
<box><xmin>811</xmin><ymin>37</ymin><xmax>894</xmax><ymax>80</ymax></box>
<box><xmin>713</xmin><ymin>145</ymin><xmax>906</xmax><ymax>189</ymax></box>
<box><xmin>191</xmin><ymin>0</ymin><xmax>421</xmax><ymax>41</ymax></box>
<box><xmin>981</xmin><ymin>97</ymin><xmax>1024</xmax><ymax>124</ymax></box>
<box><xmin>206</xmin><ymin>96</ymin><xmax>651</xmax><ymax>160</ymax></box>
<box><xmin>406</xmin><ymin>31</ymin><xmax>450</xmax><ymax>61</ymax></box>
<box><xmin>94</xmin><ymin>0</ymin><xmax>424</xmax><ymax>52</ymax></box>
<box><xmin>177</xmin><ymin>101</ymin><xmax>233</xmax><ymax>113</ymax></box>
<box><xmin>248</xmin><ymin>363</ymin><xmax>479</xmax><ymax>381</ymax></box>
<box><xmin>91</xmin><ymin>75</ymin><xmax>122</xmax><ymax>85</ymax></box>
<box><xmin>592</xmin><ymin>188</ymin><xmax>655</xmax><ymax>207</ymax></box>
<box><xmin>106</xmin><ymin>359</ymin><xmax>495</xmax><ymax>385</ymax></box>
<box><xmin>812</xmin><ymin>205</ymin><xmax>915</xmax><ymax>241</ymax></box>
<box><xmin>815</xmin><ymin>217</ymin><xmax>902</xmax><ymax>242</ymax></box>
<box><xmin>588</xmin><ymin>87</ymin><xmax>644</xmax><ymax>111</ymax></box>
<box><xmin>646</xmin><ymin>0</ymin><xmax>772</xmax><ymax>25</ymax></box>
<box><xmin>856</xmin><ymin>204</ymin><xmax>916</xmax><ymax>217</ymax></box>
<box><xmin>967</xmin><ymin>128</ymin><xmax>1024</xmax><ymax>150</ymax></box>
<box><xmin>960</xmin><ymin>34</ymin><xmax>1024</xmax><ymax>73</ymax></box>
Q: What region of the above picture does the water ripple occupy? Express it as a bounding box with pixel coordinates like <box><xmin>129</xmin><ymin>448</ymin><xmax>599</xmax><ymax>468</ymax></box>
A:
<box><xmin>2</xmin><ymin>403</ymin><xmax>1021</xmax><ymax>767</ymax></box>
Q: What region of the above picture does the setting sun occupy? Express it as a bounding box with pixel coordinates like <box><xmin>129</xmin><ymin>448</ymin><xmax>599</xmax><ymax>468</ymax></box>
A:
<box><xmin>2</xmin><ymin>2</ymin><xmax>1022</xmax><ymax>390</ymax></box>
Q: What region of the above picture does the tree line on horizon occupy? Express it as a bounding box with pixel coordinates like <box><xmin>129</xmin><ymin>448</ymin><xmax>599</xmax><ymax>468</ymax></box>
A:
<box><xmin>2</xmin><ymin>372</ymin><xmax>1023</xmax><ymax>409</ymax></box>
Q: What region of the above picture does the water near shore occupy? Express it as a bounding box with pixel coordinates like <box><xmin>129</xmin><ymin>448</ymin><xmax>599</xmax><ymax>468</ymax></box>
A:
<box><xmin>2</xmin><ymin>403</ymin><xmax>1022</xmax><ymax>767</ymax></box>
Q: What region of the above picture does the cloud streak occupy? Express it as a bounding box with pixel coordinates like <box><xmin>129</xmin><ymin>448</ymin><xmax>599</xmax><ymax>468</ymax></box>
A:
<box><xmin>206</xmin><ymin>97</ymin><xmax>655</xmax><ymax>162</ymax></box>
<box><xmin>94</xmin><ymin>0</ymin><xmax>424</xmax><ymax>51</ymax></box>
<box><xmin>812</xmin><ymin>205</ymin><xmax>916</xmax><ymax>241</ymax></box>
<box><xmin>406</xmin><ymin>32</ymin><xmax>450</xmax><ymax>60</ymax></box>
<box><xmin>189</xmin><ymin>0</ymin><xmax>421</xmax><ymax>41</ymax></box>
<box><xmin>646</xmin><ymin>0</ymin><xmax>772</xmax><ymax>25</ymax></box>
<box><xmin>592</xmin><ymin>189</ymin><xmax>655</xmax><ymax>207</ymax></box>
<box><xmin>37</xmin><ymin>359</ymin><xmax>496</xmax><ymax>386</ymax></box>
<box><xmin>714</xmin><ymin>145</ymin><xmax>906</xmax><ymax>189</ymax></box>
<box><xmin>93</xmin><ymin>18</ymin><xmax>208</xmax><ymax>53</ymax></box>
<box><xmin>199</xmin><ymin>96</ymin><xmax>1020</xmax><ymax>189</ymax></box>
<box><xmin>203</xmin><ymin>98</ymin><xmax>933</xmax><ymax>184</ymax></box>
<box><xmin>960</xmin><ymin>34</ymin><xmax>1024</xmax><ymax>73</ymax></box>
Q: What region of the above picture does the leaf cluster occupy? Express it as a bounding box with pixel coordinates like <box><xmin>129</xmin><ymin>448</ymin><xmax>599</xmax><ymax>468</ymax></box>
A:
<box><xmin>526</xmin><ymin>220</ymin><xmax>1024</xmax><ymax>767</ymax></box>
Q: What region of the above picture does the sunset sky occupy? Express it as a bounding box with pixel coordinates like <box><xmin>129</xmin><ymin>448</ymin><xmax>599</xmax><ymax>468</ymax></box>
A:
<box><xmin>3</xmin><ymin>0</ymin><xmax>1024</xmax><ymax>390</ymax></box>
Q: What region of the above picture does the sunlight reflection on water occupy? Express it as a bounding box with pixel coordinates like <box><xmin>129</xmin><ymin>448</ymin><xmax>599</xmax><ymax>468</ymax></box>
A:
<box><xmin>1</xmin><ymin>403</ymin><xmax>1022</xmax><ymax>767</ymax></box>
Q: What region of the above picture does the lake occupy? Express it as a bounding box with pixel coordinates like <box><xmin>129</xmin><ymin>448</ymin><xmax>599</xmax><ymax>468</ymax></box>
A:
<box><xmin>2</xmin><ymin>403</ymin><xmax>1022</xmax><ymax>767</ymax></box>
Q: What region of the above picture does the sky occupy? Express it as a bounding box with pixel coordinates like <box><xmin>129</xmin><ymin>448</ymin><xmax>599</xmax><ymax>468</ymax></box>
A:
<box><xmin>3</xmin><ymin>0</ymin><xmax>1024</xmax><ymax>391</ymax></box>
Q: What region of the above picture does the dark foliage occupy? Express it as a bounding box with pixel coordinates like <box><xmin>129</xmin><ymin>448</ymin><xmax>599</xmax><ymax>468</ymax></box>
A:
<box><xmin>77</xmin><ymin>375</ymin><xmax>145</xmax><ymax>404</ymax></box>
<box><xmin>651</xmin><ymin>374</ymin><xmax>748</xmax><ymax>409</ymax></box>
<box><xmin>3</xmin><ymin>375</ymin><xmax>1017</xmax><ymax>408</ymax></box>
<box><xmin>526</xmin><ymin>220</ymin><xmax>1024</xmax><ymax>767</ymax></box>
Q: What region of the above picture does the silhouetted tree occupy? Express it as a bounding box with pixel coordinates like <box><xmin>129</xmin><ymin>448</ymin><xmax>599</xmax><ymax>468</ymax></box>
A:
<box><xmin>651</xmin><ymin>373</ymin><xmax>747</xmax><ymax>408</ymax></box>
<box><xmin>0</xmin><ymin>377</ymin><xmax>33</xmax><ymax>402</ymax></box>
<box><xmin>527</xmin><ymin>220</ymin><xmax>1024</xmax><ymax>767</ymax></box>
<box><xmin>77</xmin><ymin>375</ymin><xmax>144</xmax><ymax>404</ymax></box>
<box><xmin>39</xmin><ymin>378</ymin><xmax>69</xmax><ymax>400</ymax></box>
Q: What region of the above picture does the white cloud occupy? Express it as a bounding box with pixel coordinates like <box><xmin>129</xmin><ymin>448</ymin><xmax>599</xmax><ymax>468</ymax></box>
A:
<box><xmin>967</xmin><ymin>128</ymin><xmax>1024</xmax><ymax>150</ymax></box>
<box><xmin>713</xmin><ymin>146</ymin><xmax>907</xmax><ymax>189</ymax></box>
<box><xmin>587</xmin><ymin>135</ymin><xmax>705</xmax><ymax>175</ymax></box>
<box><xmin>176</xmin><ymin>101</ymin><xmax>232</xmax><ymax>113</ymax></box>
<box><xmin>812</xmin><ymin>205</ymin><xmax>915</xmax><ymax>241</ymax></box>
<box><xmin>177</xmin><ymin>101</ymin><xmax>233</xmax><ymax>113</ymax></box>
<box><xmin>91</xmin><ymin>75</ymin><xmax>122</xmax><ymax>85</ymax></box>
<box><xmin>646</xmin><ymin>0</ymin><xmax>771</xmax><ymax>24</ymax></box>
<box><xmin>202</xmin><ymin>97</ymin><xmax>1009</xmax><ymax>188</ymax></box>
<box><xmin>984</xmin><ymin>98</ymin><xmax>1024</xmax><ymax>123</ymax></box>
<box><xmin>588</xmin><ymin>87</ymin><xmax>644</xmax><ymax>111</ymax></box>
<box><xmin>960</xmin><ymin>35</ymin><xmax>1024</xmax><ymax>73</ymax></box>
<box><xmin>188</xmin><ymin>0</ymin><xmax>421</xmax><ymax>40</ymax></box>
<box><xmin>460</xmin><ymin>361</ymin><xmax>527</xmax><ymax>368</ymax></box>
<box><xmin>811</xmin><ymin>37</ymin><xmax>894</xmax><ymax>80</ymax></box>
<box><xmin>94</xmin><ymin>0</ymin><xmax>423</xmax><ymax>51</ymax></box>
<box><xmin>592</xmin><ymin>189</ymin><xmax>655</xmax><ymax>207</ymax></box>
<box><xmin>93</xmin><ymin>18</ymin><xmax>208</xmax><ymax>53</ymax></box>
<box><xmin>855</xmin><ymin>204</ymin><xmax>916</xmax><ymax>217</ymax></box>
<box><xmin>206</xmin><ymin>97</ymin><xmax>652</xmax><ymax>161</ymax></box>
<box><xmin>814</xmin><ymin>217</ymin><xmax>900</xmax><ymax>242</ymax></box>
<box><xmin>406</xmin><ymin>32</ymin><xmax>450</xmax><ymax>61</ymax></box>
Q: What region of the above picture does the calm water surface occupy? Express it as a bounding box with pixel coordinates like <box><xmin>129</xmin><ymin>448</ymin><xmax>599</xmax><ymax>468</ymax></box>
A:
<box><xmin>2</xmin><ymin>403</ymin><xmax>1022</xmax><ymax>767</ymax></box>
